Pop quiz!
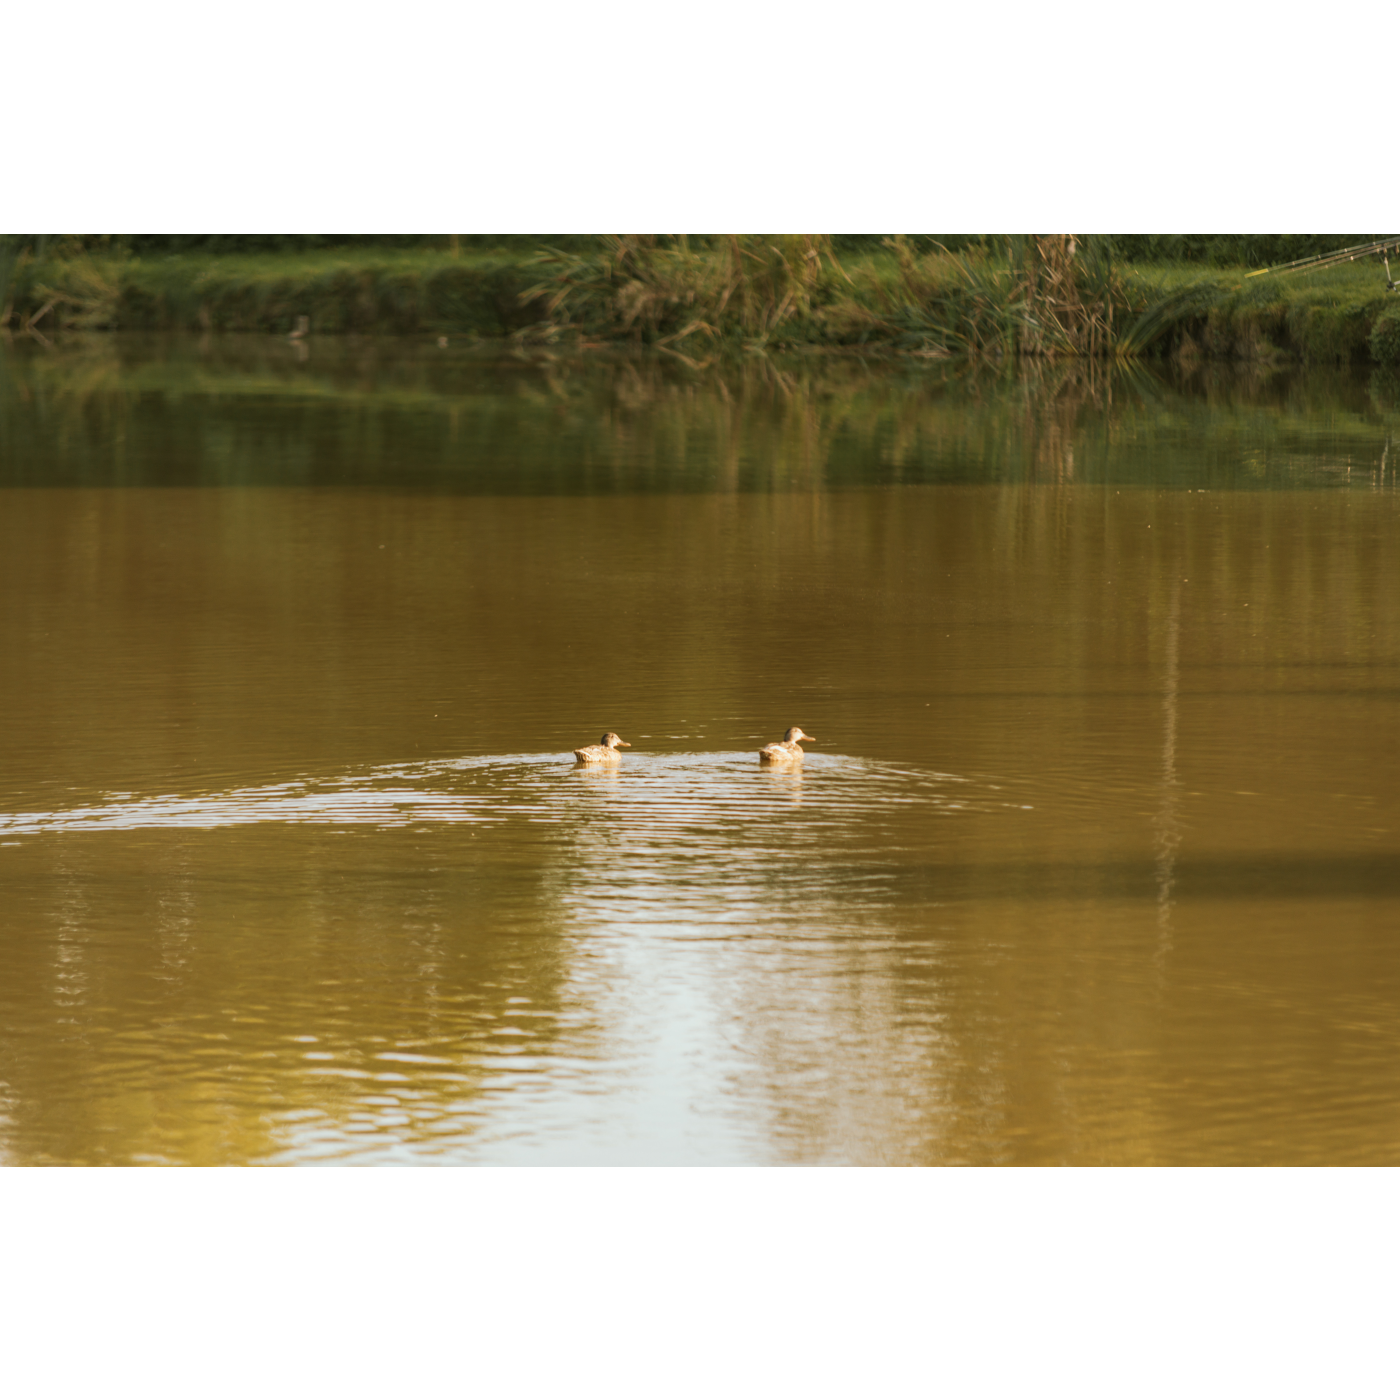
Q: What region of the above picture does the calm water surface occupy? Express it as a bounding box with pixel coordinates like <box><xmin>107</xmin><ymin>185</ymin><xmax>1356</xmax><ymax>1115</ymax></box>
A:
<box><xmin>2</xmin><ymin>336</ymin><xmax>1398</xmax><ymax>1164</ymax></box>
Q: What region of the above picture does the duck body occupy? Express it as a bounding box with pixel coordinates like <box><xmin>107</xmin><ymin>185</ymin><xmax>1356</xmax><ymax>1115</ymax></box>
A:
<box><xmin>758</xmin><ymin>726</ymin><xmax>815</xmax><ymax>763</ymax></box>
<box><xmin>573</xmin><ymin>732</ymin><xmax>631</xmax><ymax>763</ymax></box>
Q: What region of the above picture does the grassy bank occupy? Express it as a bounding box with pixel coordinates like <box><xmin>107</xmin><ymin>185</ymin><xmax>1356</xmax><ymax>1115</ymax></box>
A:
<box><xmin>1123</xmin><ymin>259</ymin><xmax>1400</xmax><ymax>366</ymax></box>
<box><xmin>4</xmin><ymin>235</ymin><xmax>1399</xmax><ymax>364</ymax></box>
<box><xmin>1</xmin><ymin>245</ymin><xmax>541</xmax><ymax>339</ymax></box>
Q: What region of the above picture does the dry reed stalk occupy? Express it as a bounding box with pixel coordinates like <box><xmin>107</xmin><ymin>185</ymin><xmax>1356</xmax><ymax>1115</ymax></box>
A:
<box><xmin>1014</xmin><ymin>236</ymin><xmax>1119</xmax><ymax>358</ymax></box>
<box><xmin>520</xmin><ymin>235</ymin><xmax>839</xmax><ymax>347</ymax></box>
<box><xmin>28</xmin><ymin>245</ymin><xmax>127</xmax><ymax>331</ymax></box>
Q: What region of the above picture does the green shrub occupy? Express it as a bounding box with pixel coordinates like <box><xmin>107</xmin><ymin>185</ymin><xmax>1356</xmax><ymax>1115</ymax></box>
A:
<box><xmin>1368</xmin><ymin>308</ymin><xmax>1400</xmax><ymax>365</ymax></box>
<box><xmin>1368</xmin><ymin>368</ymin><xmax>1400</xmax><ymax>409</ymax></box>
<box><xmin>1287</xmin><ymin>303</ymin><xmax>1370</xmax><ymax>363</ymax></box>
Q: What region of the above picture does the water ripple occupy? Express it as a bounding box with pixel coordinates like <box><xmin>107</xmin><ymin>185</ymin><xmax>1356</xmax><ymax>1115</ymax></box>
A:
<box><xmin>0</xmin><ymin>750</ymin><xmax>1018</xmax><ymax>842</ymax></box>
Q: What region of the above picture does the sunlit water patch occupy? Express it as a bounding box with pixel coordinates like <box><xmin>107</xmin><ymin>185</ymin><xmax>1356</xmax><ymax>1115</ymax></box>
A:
<box><xmin>0</xmin><ymin>750</ymin><xmax>1039</xmax><ymax>1166</ymax></box>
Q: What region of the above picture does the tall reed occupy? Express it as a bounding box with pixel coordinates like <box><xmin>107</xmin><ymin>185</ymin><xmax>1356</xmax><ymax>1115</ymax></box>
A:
<box><xmin>1</xmin><ymin>236</ymin><xmax>126</xmax><ymax>334</ymax></box>
<box><xmin>519</xmin><ymin>235</ymin><xmax>842</xmax><ymax>354</ymax></box>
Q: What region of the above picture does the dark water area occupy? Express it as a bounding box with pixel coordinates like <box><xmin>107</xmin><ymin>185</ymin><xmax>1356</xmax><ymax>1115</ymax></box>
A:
<box><xmin>1</xmin><ymin>334</ymin><xmax>1397</xmax><ymax>1164</ymax></box>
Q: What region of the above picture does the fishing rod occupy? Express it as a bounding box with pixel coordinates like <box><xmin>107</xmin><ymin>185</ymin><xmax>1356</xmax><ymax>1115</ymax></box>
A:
<box><xmin>1245</xmin><ymin>237</ymin><xmax>1400</xmax><ymax>289</ymax></box>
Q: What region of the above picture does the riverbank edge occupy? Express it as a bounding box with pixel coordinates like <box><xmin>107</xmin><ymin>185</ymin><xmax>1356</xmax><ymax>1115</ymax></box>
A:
<box><xmin>6</xmin><ymin>248</ymin><xmax>1400</xmax><ymax>365</ymax></box>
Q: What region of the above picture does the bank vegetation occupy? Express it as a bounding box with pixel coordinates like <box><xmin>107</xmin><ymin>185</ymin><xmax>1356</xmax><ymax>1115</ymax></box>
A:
<box><xmin>4</xmin><ymin>234</ymin><xmax>1399</xmax><ymax>366</ymax></box>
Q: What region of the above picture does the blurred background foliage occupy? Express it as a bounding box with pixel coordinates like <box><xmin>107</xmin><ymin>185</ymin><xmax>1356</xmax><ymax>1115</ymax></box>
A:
<box><xmin>2</xmin><ymin>234</ymin><xmax>1396</xmax><ymax>362</ymax></box>
<box><xmin>3</xmin><ymin>234</ymin><xmax>1386</xmax><ymax>262</ymax></box>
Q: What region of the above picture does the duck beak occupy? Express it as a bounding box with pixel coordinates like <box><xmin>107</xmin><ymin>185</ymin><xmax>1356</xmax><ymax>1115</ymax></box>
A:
<box><xmin>618</xmin><ymin>740</ymin><xmax>631</xmax><ymax>747</ymax></box>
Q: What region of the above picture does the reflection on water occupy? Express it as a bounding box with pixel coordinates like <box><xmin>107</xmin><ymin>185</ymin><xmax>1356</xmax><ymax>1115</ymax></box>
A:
<box><xmin>5</xmin><ymin>331</ymin><xmax>1400</xmax><ymax>495</ymax></box>
<box><xmin>1155</xmin><ymin>581</ymin><xmax>1182</xmax><ymax>963</ymax></box>
<box><xmin>0</xmin><ymin>337</ymin><xmax>1398</xmax><ymax>1165</ymax></box>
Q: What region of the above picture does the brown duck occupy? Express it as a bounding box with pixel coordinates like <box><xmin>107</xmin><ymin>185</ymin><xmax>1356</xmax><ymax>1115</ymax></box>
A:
<box><xmin>758</xmin><ymin>727</ymin><xmax>815</xmax><ymax>763</ymax></box>
<box><xmin>574</xmin><ymin>732</ymin><xmax>632</xmax><ymax>763</ymax></box>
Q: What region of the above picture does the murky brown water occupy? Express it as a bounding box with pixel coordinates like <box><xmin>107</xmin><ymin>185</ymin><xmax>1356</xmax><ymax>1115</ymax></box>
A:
<box><xmin>2</xmin><ymin>335</ymin><xmax>1398</xmax><ymax>1164</ymax></box>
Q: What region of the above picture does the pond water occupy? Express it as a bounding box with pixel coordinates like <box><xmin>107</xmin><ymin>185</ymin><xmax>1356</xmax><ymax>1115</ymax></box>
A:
<box><xmin>1</xmin><ymin>334</ymin><xmax>1398</xmax><ymax>1165</ymax></box>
